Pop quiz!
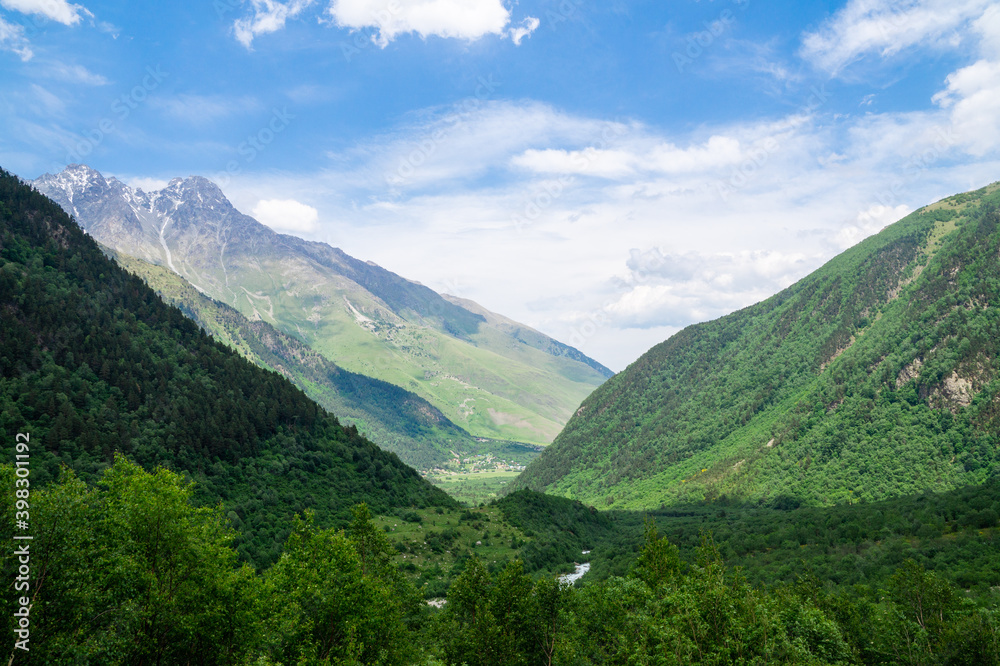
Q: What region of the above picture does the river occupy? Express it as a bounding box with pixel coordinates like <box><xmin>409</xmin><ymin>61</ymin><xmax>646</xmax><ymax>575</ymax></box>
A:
<box><xmin>558</xmin><ymin>561</ymin><xmax>590</xmax><ymax>585</ymax></box>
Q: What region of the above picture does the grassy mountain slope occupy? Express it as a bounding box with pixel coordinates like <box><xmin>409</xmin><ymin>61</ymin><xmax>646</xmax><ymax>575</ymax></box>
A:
<box><xmin>33</xmin><ymin>166</ymin><xmax>611</xmax><ymax>446</ymax></box>
<box><xmin>513</xmin><ymin>182</ymin><xmax>1000</xmax><ymax>509</ymax></box>
<box><xmin>109</xmin><ymin>251</ymin><xmax>542</xmax><ymax>471</ymax></box>
<box><xmin>0</xmin><ymin>168</ymin><xmax>455</xmax><ymax>565</ymax></box>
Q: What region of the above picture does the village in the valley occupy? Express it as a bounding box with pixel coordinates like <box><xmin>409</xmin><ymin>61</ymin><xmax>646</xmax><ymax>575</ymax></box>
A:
<box><xmin>421</xmin><ymin>451</ymin><xmax>527</xmax><ymax>477</ymax></box>
<box><xmin>421</xmin><ymin>451</ymin><xmax>527</xmax><ymax>504</ymax></box>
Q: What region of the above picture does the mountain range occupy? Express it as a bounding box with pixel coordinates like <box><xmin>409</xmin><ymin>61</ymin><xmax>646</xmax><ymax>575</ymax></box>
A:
<box><xmin>24</xmin><ymin>165</ymin><xmax>1000</xmax><ymax>518</ymax></box>
<box><xmin>513</xmin><ymin>183</ymin><xmax>1000</xmax><ymax>509</ymax></box>
<box><xmin>0</xmin><ymin>167</ymin><xmax>454</xmax><ymax>566</ymax></box>
<box><xmin>32</xmin><ymin>165</ymin><xmax>611</xmax><ymax>459</ymax></box>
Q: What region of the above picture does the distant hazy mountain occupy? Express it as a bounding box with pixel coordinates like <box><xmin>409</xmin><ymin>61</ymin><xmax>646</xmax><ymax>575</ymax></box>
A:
<box><xmin>34</xmin><ymin>165</ymin><xmax>612</xmax><ymax>447</ymax></box>
<box><xmin>512</xmin><ymin>182</ymin><xmax>1000</xmax><ymax>509</ymax></box>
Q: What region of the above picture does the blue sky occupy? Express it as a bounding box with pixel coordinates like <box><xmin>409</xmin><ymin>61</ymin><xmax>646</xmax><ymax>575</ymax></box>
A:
<box><xmin>3</xmin><ymin>0</ymin><xmax>1000</xmax><ymax>370</ymax></box>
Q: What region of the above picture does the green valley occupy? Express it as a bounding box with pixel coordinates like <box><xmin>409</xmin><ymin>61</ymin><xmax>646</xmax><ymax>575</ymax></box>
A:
<box><xmin>7</xmin><ymin>456</ymin><xmax>1000</xmax><ymax>664</ymax></box>
<box><xmin>7</xmin><ymin>165</ymin><xmax>1000</xmax><ymax>665</ymax></box>
<box><xmin>7</xmin><ymin>0</ymin><xmax>1000</xmax><ymax>660</ymax></box>
<box><xmin>108</xmin><ymin>250</ymin><xmax>543</xmax><ymax>472</ymax></box>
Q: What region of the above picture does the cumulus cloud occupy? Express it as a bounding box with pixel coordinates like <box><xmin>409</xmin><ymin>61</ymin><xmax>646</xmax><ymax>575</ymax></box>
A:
<box><xmin>327</xmin><ymin>0</ymin><xmax>535</xmax><ymax>46</ymax></box>
<box><xmin>232</xmin><ymin>0</ymin><xmax>537</xmax><ymax>48</ymax></box>
<box><xmin>832</xmin><ymin>204</ymin><xmax>911</xmax><ymax>250</ymax></box>
<box><xmin>601</xmin><ymin>248</ymin><xmax>815</xmax><ymax>328</ymax></box>
<box><xmin>253</xmin><ymin>198</ymin><xmax>320</xmax><ymax>232</ymax></box>
<box><xmin>933</xmin><ymin>59</ymin><xmax>1000</xmax><ymax>155</ymax></box>
<box><xmin>932</xmin><ymin>6</ymin><xmax>1000</xmax><ymax>154</ymax></box>
<box><xmin>0</xmin><ymin>0</ymin><xmax>91</xmax><ymax>25</ymax></box>
<box><xmin>234</xmin><ymin>0</ymin><xmax>315</xmax><ymax>49</ymax></box>
<box><xmin>800</xmin><ymin>0</ymin><xmax>992</xmax><ymax>74</ymax></box>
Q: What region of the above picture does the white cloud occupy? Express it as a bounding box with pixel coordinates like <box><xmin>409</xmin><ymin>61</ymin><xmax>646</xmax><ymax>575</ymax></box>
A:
<box><xmin>0</xmin><ymin>15</ymin><xmax>32</xmax><ymax>60</ymax></box>
<box><xmin>234</xmin><ymin>0</ymin><xmax>315</xmax><ymax>49</ymax></box>
<box><xmin>127</xmin><ymin>177</ymin><xmax>170</xmax><ymax>192</ymax></box>
<box><xmin>507</xmin><ymin>16</ymin><xmax>539</xmax><ymax>46</ymax></box>
<box><xmin>252</xmin><ymin>199</ymin><xmax>320</xmax><ymax>232</ymax></box>
<box><xmin>0</xmin><ymin>0</ymin><xmax>91</xmax><ymax>25</ymax></box>
<box><xmin>232</xmin><ymin>0</ymin><xmax>538</xmax><ymax>48</ymax></box>
<box><xmin>934</xmin><ymin>59</ymin><xmax>1000</xmax><ymax>155</ymax></box>
<box><xmin>335</xmin><ymin>100</ymin><xmax>626</xmax><ymax>192</ymax></box>
<box><xmin>327</xmin><ymin>0</ymin><xmax>533</xmax><ymax>46</ymax></box>
<box><xmin>801</xmin><ymin>0</ymin><xmax>992</xmax><ymax>74</ymax></box>
<box><xmin>511</xmin><ymin>147</ymin><xmax>637</xmax><ymax>179</ymax></box>
<box><xmin>976</xmin><ymin>4</ymin><xmax>1000</xmax><ymax>55</ymax></box>
<box><xmin>216</xmin><ymin>75</ymin><xmax>1000</xmax><ymax>371</ymax></box>
<box><xmin>601</xmin><ymin>248</ymin><xmax>815</xmax><ymax>328</ymax></box>
<box><xmin>95</xmin><ymin>19</ymin><xmax>118</xmax><ymax>37</ymax></box>
<box><xmin>832</xmin><ymin>204</ymin><xmax>911</xmax><ymax>250</ymax></box>
<box><xmin>931</xmin><ymin>7</ymin><xmax>1000</xmax><ymax>155</ymax></box>
<box><xmin>510</xmin><ymin>136</ymin><xmax>749</xmax><ymax>180</ymax></box>
<box><xmin>648</xmin><ymin>136</ymin><xmax>745</xmax><ymax>174</ymax></box>
<box><xmin>711</xmin><ymin>40</ymin><xmax>799</xmax><ymax>87</ymax></box>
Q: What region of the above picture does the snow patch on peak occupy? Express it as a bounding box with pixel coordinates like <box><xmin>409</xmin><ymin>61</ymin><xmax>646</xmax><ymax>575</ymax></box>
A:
<box><xmin>57</xmin><ymin>164</ymin><xmax>107</xmax><ymax>195</ymax></box>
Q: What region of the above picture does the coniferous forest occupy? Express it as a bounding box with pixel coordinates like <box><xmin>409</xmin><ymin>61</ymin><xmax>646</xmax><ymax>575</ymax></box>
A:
<box><xmin>2</xmin><ymin>170</ymin><xmax>1000</xmax><ymax>664</ymax></box>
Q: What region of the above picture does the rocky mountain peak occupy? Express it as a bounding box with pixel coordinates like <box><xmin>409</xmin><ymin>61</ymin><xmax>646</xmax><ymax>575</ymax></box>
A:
<box><xmin>154</xmin><ymin>174</ymin><xmax>233</xmax><ymax>211</ymax></box>
<box><xmin>34</xmin><ymin>164</ymin><xmax>106</xmax><ymax>202</ymax></box>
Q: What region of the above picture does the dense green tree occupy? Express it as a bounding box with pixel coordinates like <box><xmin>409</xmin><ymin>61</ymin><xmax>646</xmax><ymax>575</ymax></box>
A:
<box><xmin>0</xmin><ymin>456</ymin><xmax>998</xmax><ymax>664</ymax></box>
<box><xmin>442</xmin><ymin>556</ymin><xmax>572</xmax><ymax>666</ymax></box>
<box><xmin>1</xmin><ymin>457</ymin><xmax>259</xmax><ymax>664</ymax></box>
<box><xmin>561</xmin><ymin>528</ymin><xmax>852</xmax><ymax>665</ymax></box>
<box><xmin>256</xmin><ymin>509</ymin><xmax>417</xmax><ymax>665</ymax></box>
<box><xmin>629</xmin><ymin>518</ymin><xmax>681</xmax><ymax>589</ymax></box>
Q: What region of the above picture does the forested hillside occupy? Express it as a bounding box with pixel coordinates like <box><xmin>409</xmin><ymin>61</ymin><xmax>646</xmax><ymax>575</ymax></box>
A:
<box><xmin>108</xmin><ymin>252</ymin><xmax>523</xmax><ymax>471</ymax></box>
<box><xmin>5</xmin><ymin>459</ymin><xmax>998</xmax><ymax>664</ymax></box>
<box><xmin>513</xmin><ymin>183</ymin><xmax>1000</xmax><ymax>509</ymax></box>
<box><xmin>0</xmin><ymin>168</ymin><xmax>455</xmax><ymax>566</ymax></box>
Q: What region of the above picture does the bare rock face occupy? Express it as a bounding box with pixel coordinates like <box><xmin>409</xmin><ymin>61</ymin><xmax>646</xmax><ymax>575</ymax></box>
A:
<box><xmin>896</xmin><ymin>358</ymin><xmax>923</xmax><ymax>388</ymax></box>
<box><xmin>927</xmin><ymin>371</ymin><xmax>975</xmax><ymax>413</ymax></box>
<box><xmin>941</xmin><ymin>372</ymin><xmax>974</xmax><ymax>408</ymax></box>
<box><xmin>901</xmin><ymin>357</ymin><xmax>984</xmax><ymax>413</ymax></box>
